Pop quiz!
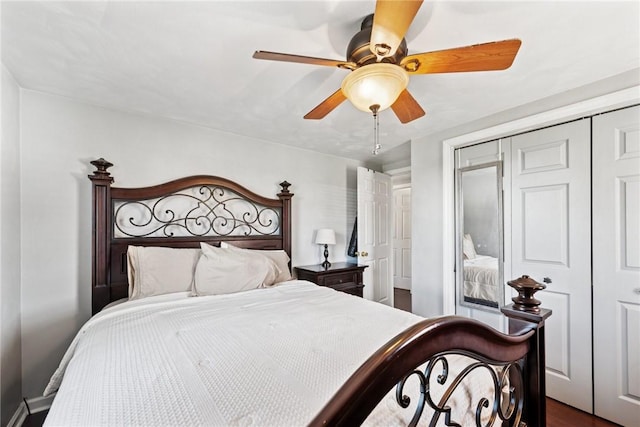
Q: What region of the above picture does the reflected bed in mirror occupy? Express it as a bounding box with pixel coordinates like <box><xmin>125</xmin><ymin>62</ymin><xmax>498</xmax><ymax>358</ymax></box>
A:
<box><xmin>456</xmin><ymin>161</ymin><xmax>504</xmax><ymax>311</ymax></box>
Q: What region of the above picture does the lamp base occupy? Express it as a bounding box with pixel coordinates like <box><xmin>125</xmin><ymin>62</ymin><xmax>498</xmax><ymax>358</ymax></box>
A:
<box><xmin>322</xmin><ymin>244</ymin><xmax>331</xmax><ymax>269</ymax></box>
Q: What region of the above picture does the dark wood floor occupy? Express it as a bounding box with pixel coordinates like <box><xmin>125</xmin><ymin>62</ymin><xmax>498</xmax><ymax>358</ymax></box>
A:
<box><xmin>547</xmin><ymin>398</ymin><xmax>620</xmax><ymax>427</ymax></box>
<box><xmin>394</xmin><ymin>287</ymin><xmax>412</xmax><ymax>312</ymax></box>
<box><xmin>23</xmin><ymin>399</ymin><xmax>620</xmax><ymax>427</ymax></box>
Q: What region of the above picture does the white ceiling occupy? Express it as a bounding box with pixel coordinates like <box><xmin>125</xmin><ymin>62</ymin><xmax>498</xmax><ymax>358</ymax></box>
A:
<box><xmin>3</xmin><ymin>1</ymin><xmax>639</xmax><ymax>165</ymax></box>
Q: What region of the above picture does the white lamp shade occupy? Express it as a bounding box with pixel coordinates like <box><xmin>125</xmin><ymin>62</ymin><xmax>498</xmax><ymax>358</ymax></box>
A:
<box><xmin>315</xmin><ymin>229</ymin><xmax>336</xmax><ymax>245</ymax></box>
<box><xmin>340</xmin><ymin>63</ymin><xmax>409</xmax><ymax>112</ymax></box>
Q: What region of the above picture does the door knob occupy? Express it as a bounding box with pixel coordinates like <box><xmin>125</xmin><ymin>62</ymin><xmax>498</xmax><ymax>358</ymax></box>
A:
<box><xmin>543</xmin><ymin>277</ymin><xmax>552</xmax><ymax>284</ymax></box>
<box><xmin>360</xmin><ymin>251</ymin><xmax>369</xmax><ymax>257</ymax></box>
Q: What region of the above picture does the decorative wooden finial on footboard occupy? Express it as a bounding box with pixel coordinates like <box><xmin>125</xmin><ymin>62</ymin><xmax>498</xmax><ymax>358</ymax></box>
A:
<box><xmin>508</xmin><ymin>275</ymin><xmax>546</xmax><ymax>313</ymax></box>
<box><xmin>501</xmin><ymin>275</ymin><xmax>552</xmax><ymax>323</ymax></box>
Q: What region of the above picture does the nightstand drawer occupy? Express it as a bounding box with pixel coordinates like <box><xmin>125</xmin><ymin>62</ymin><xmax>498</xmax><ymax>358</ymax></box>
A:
<box><xmin>319</xmin><ymin>271</ymin><xmax>358</xmax><ymax>287</ymax></box>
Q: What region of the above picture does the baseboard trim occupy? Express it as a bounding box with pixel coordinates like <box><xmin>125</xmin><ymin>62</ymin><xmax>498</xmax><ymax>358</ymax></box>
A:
<box><xmin>26</xmin><ymin>394</ymin><xmax>55</xmax><ymax>413</ymax></box>
<box><xmin>7</xmin><ymin>402</ymin><xmax>28</xmax><ymax>427</ymax></box>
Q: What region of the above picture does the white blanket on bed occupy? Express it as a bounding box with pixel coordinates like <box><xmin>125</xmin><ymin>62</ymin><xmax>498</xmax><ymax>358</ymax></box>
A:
<box><xmin>44</xmin><ymin>281</ymin><xmax>498</xmax><ymax>426</ymax></box>
<box><xmin>463</xmin><ymin>255</ymin><xmax>499</xmax><ymax>302</ymax></box>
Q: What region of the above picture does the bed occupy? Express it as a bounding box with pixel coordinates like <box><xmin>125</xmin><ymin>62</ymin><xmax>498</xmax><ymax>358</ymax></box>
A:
<box><xmin>43</xmin><ymin>159</ymin><xmax>551</xmax><ymax>426</ymax></box>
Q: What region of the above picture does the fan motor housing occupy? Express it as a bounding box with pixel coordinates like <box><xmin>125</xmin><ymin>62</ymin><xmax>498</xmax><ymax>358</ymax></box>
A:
<box><xmin>346</xmin><ymin>14</ymin><xmax>408</xmax><ymax>66</ymax></box>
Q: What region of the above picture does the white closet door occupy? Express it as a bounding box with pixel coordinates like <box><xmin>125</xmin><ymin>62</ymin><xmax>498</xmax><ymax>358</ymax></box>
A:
<box><xmin>510</xmin><ymin>119</ymin><xmax>592</xmax><ymax>412</ymax></box>
<box><xmin>593</xmin><ymin>105</ymin><xmax>640</xmax><ymax>426</ymax></box>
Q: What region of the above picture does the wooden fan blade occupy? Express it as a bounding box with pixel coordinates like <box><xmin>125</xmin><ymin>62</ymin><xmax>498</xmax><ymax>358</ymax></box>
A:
<box><xmin>304</xmin><ymin>89</ymin><xmax>347</xmax><ymax>120</ymax></box>
<box><xmin>370</xmin><ymin>0</ymin><xmax>424</xmax><ymax>59</ymax></box>
<box><xmin>400</xmin><ymin>39</ymin><xmax>522</xmax><ymax>74</ymax></box>
<box><xmin>391</xmin><ymin>89</ymin><xmax>426</xmax><ymax>123</ymax></box>
<box><xmin>253</xmin><ymin>51</ymin><xmax>356</xmax><ymax>69</ymax></box>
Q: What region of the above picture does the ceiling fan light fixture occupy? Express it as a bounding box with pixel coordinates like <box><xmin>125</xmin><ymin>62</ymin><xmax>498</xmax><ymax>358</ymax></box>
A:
<box><xmin>340</xmin><ymin>63</ymin><xmax>409</xmax><ymax>113</ymax></box>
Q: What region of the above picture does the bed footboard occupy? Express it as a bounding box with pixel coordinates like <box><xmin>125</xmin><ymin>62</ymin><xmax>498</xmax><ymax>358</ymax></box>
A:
<box><xmin>310</xmin><ymin>275</ymin><xmax>551</xmax><ymax>427</ymax></box>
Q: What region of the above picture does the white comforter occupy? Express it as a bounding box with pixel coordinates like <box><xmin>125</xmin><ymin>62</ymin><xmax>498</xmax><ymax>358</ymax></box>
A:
<box><xmin>463</xmin><ymin>255</ymin><xmax>499</xmax><ymax>302</ymax></box>
<box><xmin>44</xmin><ymin>282</ymin><xmax>422</xmax><ymax>426</ymax></box>
<box><xmin>44</xmin><ymin>281</ymin><xmax>498</xmax><ymax>426</ymax></box>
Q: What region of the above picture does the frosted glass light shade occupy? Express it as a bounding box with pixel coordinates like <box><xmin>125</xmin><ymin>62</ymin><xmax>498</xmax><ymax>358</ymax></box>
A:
<box><xmin>341</xmin><ymin>63</ymin><xmax>409</xmax><ymax>112</ymax></box>
<box><xmin>315</xmin><ymin>229</ymin><xmax>336</xmax><ymax>245</ymax></box>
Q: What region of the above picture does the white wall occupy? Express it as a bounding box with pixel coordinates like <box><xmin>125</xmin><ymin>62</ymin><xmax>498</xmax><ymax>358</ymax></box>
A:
<box><xmin>19</xmin><ymin>89</ymin><xmax>363</xmax><ymax>398</ymax></box>
<box><xmin>410</xmin><ymin>138</ymin><xmax>444</xmax><ymax>317</ymax></box>
<box><xmin>1</xmin><ymin>65</ymin><xmax>23</xmax><ymax>424</ymax></box>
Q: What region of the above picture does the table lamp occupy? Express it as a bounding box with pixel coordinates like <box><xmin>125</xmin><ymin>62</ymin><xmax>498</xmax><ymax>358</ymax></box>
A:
<box><xmin>315</xmin><ymin>229</ymin><xmax>336</xmax><ymax>269</ymax></box>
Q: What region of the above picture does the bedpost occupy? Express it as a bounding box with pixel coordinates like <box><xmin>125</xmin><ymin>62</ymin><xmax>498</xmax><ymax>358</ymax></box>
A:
<box><xmin>501</xmin><ymin>275</ymin><xmax>552</xmax><ymax>427</ymax></box>
<box><xmin>277</xmin><ymin>181</ymin><xmax>293</xmax><ymax>259</ymax></box>
<box><xmin>89</xmin><ymin>158</ymin><xmax>114</xmax><ymax>315</ymax></box>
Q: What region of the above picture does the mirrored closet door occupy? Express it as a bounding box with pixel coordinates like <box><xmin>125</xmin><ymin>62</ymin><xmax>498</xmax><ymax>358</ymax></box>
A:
<box><xmin>454</xmin><ymin>140</ymin><xmax>508</xmax><ymax>329</ymax></box>
<box><xmin>456</xmin><ymin>162</ymin><xmax>503</xmax><ymax>309</ymax></box>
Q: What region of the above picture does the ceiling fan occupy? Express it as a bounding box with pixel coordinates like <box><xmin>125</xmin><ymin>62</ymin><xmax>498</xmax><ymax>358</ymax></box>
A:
<box><xmin>253</xmin><ymin>0</ymin><xmax>521</xmax><ymax>124</ymax></box>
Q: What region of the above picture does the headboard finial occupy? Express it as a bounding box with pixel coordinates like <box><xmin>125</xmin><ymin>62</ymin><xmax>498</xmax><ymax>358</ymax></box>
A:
<box><xmin>279</xmin><ymin>180</ymin><xmax>291</xmax><ymax>194</ymax></box>
<box><xmin>90</xmin><ymin>158</ymin><xmax>114</xmax><ymax>179</ymax></box>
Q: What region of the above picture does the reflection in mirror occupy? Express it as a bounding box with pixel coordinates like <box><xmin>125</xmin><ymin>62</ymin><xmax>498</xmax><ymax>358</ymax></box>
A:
<box><xmin>456</xmin><ymin>161</ymin><xmax>503</xmax><ymax>311</ymax></box>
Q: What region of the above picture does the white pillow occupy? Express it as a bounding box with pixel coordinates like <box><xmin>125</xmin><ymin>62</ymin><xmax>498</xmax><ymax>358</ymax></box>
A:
<box><xmin>220</xmin><ymin>242</ymin><xmax>293</xmax><ymax>283</ymax></box>
<box><xmin>193</xmin><ymin>242</ymin><xmax>281</xmax><ymax>296</ymax></box>
<box><xmin>127</xmin><ymin>246</ymin><xmax>201</xmax><ymax>300</ymax></box>
<box><xmin>462</xmin><ymin>234</ymin><xmax>477</xmax><ymax>260</ymax></box>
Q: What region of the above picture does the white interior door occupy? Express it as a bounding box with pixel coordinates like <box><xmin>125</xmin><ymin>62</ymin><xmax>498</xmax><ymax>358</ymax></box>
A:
<box><xmin>393</xmin><ymin>187</ymin><xmax>412</xmax><ymax>291</ymax></box>
<box><xmin>510</xmin><ymin>119</ymin><xmax>592</xmax><ymax>412</ymax></box>
<box><xmin>357</xmin><ymin>167</ymin><xmax>393</xmax><ymax>306</ymax></box>
<box><xmin>592</xmin><ymin>105</ymin><xmax>640</xmax><ymax>426</ymax></box>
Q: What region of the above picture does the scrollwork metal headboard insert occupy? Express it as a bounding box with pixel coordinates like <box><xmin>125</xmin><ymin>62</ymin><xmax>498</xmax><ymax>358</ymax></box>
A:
<box><xmin>113</xmin><ymin>185</ymin><xmax>282</xmax><ymax>238</ymax></box>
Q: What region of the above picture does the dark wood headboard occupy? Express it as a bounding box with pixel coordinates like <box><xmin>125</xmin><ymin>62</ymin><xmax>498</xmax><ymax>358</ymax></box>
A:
<box><xmin>88</xmin><ymin>158</ymin><xmax>293</xmax><ymax>314</ymax></box>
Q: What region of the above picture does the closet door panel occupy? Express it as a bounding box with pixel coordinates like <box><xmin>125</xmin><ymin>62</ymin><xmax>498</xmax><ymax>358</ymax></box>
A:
<box><xmin>541</xmin><ymin>291</ymin><xmax>571</xmax><ymax>379</ymax></box>
<box><xmin>521</xmin><ymin>184</ymin><xmax>568</xmax><ymax>264</ymax></box>
<box><xmin>510</xmin><ymin>119</ymin><xmax>592</xmax><ymax>412</ymax></box>
<box><xmin>593</xmin><ymin>105</ymin><xmax>640</xmax><ymax>426</ymax></box>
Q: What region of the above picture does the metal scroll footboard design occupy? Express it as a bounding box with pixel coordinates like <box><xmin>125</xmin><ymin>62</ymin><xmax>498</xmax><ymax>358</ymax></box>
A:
<box><xmin>394</xmin><ymin>352</ymin><xmax>524</xmax><ymax>427</ymax></box>
<box><xmin>113</xmin><ymin>185</ymin><xmax>281</xmax><ymax>238</ymax></box>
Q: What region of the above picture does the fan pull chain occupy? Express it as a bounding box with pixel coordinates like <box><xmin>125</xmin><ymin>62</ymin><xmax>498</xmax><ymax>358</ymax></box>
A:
<box><xmin>370</xmin><ymin>104</ymin><xmax>381</xmax><ymax>155</ymax></box>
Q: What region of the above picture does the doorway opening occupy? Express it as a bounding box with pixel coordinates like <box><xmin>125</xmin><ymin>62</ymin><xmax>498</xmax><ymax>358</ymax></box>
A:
<box><xmin>387</xmin><ymin>166</ymin><xmax>412</xmax><ymax>312</ymax></box>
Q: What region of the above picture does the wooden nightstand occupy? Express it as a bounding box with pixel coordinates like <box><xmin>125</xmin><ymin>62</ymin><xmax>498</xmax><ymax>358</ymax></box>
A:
<box><xmin>295</xmin><ymin>263</ymin><xmax>367</xmax><ymax>297</ymax></box>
